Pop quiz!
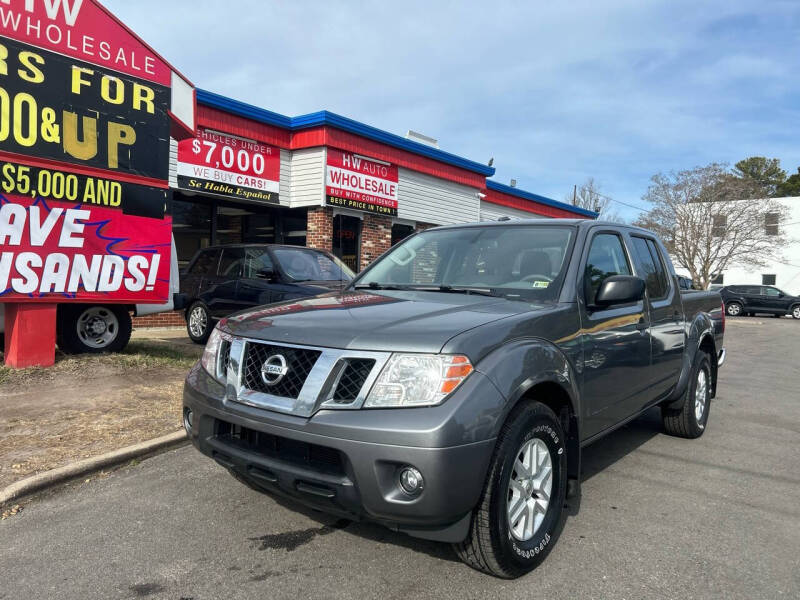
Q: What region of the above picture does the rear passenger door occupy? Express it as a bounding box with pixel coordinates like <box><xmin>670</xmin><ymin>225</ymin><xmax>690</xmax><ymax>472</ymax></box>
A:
<box><xmin>579</xmin><ymin>231</ymin><xmax>652</xmax><ymax>439</ymax></box>
<box><xmin>182</xmin><ymin>248</ymin><xmax>220</xmax><ymax>300</ymax></box>
<box><xmin>628</xmin><ymin>235</ymin><xmax>685</xmax><ymax>403</ymax></box>
<box><xmin>205</xmin><ymin>247</ymin><xmax>245</xmax><ymax>317</ymax></box>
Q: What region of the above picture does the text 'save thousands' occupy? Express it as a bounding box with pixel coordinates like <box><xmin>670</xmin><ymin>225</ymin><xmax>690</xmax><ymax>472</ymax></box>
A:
<box><xmin>326</xmin><ymin>149</ymin><xmax>398</xmax><ymax>216</ymax></box>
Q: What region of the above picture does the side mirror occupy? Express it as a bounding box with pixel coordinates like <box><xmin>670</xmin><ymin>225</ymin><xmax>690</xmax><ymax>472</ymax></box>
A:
<box><xmin>257</xmin><ymin>267</ymin><xmax>277</xmax><ymax>281</ymax></box>
<box><xmin>594</xmin><ymin>275</ymin><xmax>646</xmax><ymax>307</ymax></box>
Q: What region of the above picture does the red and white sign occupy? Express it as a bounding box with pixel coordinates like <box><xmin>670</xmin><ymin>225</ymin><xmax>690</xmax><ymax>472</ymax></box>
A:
<box><xmin>0</xmin><ymin>195</ymin><xmax>172</xmax><ymax>303</ymax></box>
<box><xmin>326</xmin><ymin>149</ymin><xmax>398</xmax><ymax>216</ymax></box>
<box><xmin>177</xmin><ymin>128</ymin><xmax>281</xmax><ymax>204</ymax></box>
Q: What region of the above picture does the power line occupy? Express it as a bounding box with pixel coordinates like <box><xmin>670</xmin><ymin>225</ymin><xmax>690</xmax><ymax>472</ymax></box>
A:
<box><xmin>592</xmin><ymin>192</ymin><xmax>650</xmax><ymax>213</ymax></box>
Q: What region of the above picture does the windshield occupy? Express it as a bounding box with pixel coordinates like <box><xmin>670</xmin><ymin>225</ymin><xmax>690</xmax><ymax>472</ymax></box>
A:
<box><xmin>355</xmin><ymin>225</ymin><xmax>575</xmax><ymax>300</ymax></box>
<box><xmin>273</xmin><ymin>247</ymin><xmax>355</xmax><ymax>282</ymax></box>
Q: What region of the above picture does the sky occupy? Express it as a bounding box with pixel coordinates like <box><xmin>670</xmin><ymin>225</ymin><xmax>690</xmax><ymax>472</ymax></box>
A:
<box><xmin>106</xmin><ymin>0</ymin><xmax>800</xmax><ymax>221</ymax></box>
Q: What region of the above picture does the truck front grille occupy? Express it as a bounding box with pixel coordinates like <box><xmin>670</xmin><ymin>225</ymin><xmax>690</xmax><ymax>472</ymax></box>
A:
<box><xmin>331</xmin><ymin>359</ymin><xmax>375</xmax><ymax>403</ymax></box>
<box><xmin>242</xmin><ymin>342</ymin><xmax>321</xmax><ymax>399</ymax></box>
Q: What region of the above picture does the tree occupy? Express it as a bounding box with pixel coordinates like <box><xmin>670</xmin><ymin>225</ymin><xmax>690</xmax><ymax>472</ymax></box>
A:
<box><xmin>776</xmin><ymin>167</ymin><xmax>800</xmax><ymax>197</ymax></box>
<box><xmin>633</xmin><ymin>163</ymin><xmax>789</xmax><ymax>289</ymax></box>
<box><xmin>565</xmin><ymin>178</ymin><xmax>623</xmax><ymax>222</ymax></box>
<box><xmin>732</xmin><ymin>156</ymin><xmax>786</xmax><ymax>197</ymax></box>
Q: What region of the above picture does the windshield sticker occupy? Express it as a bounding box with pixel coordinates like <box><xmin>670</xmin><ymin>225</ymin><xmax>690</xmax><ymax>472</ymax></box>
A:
<box><xmin>532</xmin><ymin>281</ymin><xmax>550</xmax><ymax>289</ymax></box>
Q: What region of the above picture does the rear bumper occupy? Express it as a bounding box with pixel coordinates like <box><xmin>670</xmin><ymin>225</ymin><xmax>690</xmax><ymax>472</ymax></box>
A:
<box><xmin>183</xmin><ymin>364</ymin><xmax>498</xmax><ymax>542</ymax></box>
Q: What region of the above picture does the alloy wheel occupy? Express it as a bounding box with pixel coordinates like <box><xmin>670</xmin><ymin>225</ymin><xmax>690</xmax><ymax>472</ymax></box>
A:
<box><xmin>507</xmin><ymin>438</ymin><xmax>553</xmax><ymax>541</ymax></box>
<box><xmin>189</xmin><ymin>306</ymin><xmax>207</xmax><ymax>338</ymax></box>
<box><xmin>695</xmin><ymin>368</ymin><xmax>708</xmax><ymax>424</ymax></box>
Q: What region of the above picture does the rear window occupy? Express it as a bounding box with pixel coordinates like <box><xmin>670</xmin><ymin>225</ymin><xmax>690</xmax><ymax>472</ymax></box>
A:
<box><xmin>188</xmin><ymin>249</ymin><xmax>219</xmax><ymax>276</ymax></box>
<box><xmin>630</xmin><ymin>236</ymin><xmax>669</xmax><ymax>299</ymax></box>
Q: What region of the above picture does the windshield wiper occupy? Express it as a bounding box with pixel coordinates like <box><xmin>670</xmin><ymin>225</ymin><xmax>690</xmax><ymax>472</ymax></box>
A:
<box><xmin>353</xmin><ymin>282</ymin><xmax>408</xmax><ymax>290</ymax></box>
<box><xmin>435</xmin><ymin>285</ymin><xmax>497</xmax><ymax>297</ymax></box>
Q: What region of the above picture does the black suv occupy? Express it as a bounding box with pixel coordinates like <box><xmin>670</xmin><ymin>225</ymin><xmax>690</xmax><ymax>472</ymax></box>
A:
<box><xmin>720</xmin><ymin>285</ymin><xmax>800</xmax><ymax>319</ymax></box>
<box><xmin>181</xmin><ymin>244</ymin><xmax>355</xmax><ymax>343</ymax></box>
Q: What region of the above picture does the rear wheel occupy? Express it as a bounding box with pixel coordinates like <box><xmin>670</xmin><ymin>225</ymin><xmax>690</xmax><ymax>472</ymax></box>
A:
<box><xmin>725</xmin><ymin>302</ymin><xmax>742</xmax><ymax>317</ymax></box>
<box><xmin>662</xmin><ymin>352</ymin><xmax>712</xmax><ymax>439</ymax></box>
<box><xmin>186</xmin><ymin>302</ymin><xmax>212</xmax><ymax>344</ymax></box>
<box><xmin>453</xmin><ymin>401</ymin><xmax>567</xmax><ymax>578</ymax></box>
<box><xmin>57</xmin><ymin>305</ymin><xmax>132</xmax><ymax>354</ymax></box>
<box><xmin>792</xmin><ymin>305</ymin><xmax>800</xmax><ymax>320</ymax></box>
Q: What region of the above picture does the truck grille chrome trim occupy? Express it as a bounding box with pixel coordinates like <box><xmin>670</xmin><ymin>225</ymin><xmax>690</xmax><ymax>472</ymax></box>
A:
<box><xmin>223</xmin><ymin>336</ymin><xmax>391</xmax><ymax>417</ymax></box>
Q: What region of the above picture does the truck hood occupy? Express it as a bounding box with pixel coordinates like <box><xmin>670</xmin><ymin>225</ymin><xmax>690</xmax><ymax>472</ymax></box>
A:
<box><xmin>221</xmin><ymin>290</ymin><xmax>536</xmax><ymax>353</ymax></box>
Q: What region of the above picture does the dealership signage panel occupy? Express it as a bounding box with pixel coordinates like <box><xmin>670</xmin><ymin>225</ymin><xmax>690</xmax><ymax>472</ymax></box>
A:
<box><xmin>177</xmin><ymin>128</ymin><xmax>281</xmax><ymax>204</ymax></box>
<box><xmin>326</xmin><ymin>149</ymin><xmax>398</xmax><ymax>216</ymax></box>
<box><xmin>0</xmin><ymin>0</ymin><xmax>195</xmax><ymax>304</ymax></box>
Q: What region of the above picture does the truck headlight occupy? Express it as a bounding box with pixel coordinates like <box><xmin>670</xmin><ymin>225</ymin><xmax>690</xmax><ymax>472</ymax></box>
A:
<box><xmin>200</xmin><ymin>326</ymin><xmax>230</xmax><ymax>383</ymax></box>
<box><xmin>364</xmin><ymin>354</ymin><xmax>473</xmax><ymax>408</ymax></box>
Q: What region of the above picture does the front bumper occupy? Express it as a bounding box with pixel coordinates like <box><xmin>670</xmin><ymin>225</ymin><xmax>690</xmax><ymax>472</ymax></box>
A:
<box><xmin>183</xmin><ymin>363</ymin><xmax>499</xmax><ymax>542</ymax></box>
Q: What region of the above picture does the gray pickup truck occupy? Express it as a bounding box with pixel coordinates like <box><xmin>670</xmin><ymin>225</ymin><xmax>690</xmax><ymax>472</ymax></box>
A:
<box><xmin>183</xmin><ymin>220</ymin><xmax>725</xmax><ymax>578</ymax></box>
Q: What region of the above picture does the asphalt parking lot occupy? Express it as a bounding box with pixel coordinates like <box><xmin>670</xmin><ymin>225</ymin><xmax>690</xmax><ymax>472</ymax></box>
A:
<box><xmin>1</xmin><ymin>317</ymin><xmax>798</xmax><ymax>600</ymax></box>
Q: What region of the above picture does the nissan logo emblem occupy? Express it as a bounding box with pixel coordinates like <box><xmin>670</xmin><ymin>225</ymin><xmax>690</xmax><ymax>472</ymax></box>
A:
<box><xmin>261</xmin><ymin>354</ymin><xmax>289</xmax><ymax>386</ymax></box>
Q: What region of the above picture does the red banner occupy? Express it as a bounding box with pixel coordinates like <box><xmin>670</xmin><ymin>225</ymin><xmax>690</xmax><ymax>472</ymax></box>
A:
<box><xmin>326</xmin><ymin>149</ymin><xmax>398</xmax><ymax>216</ymax></box>
<box><xmin>177</xmin><ymin>128</ymin><xmax>281</xmax><ymax>204</ymax></box>
<box><xmin>0</xmin><ymin>190</ymin><xmax>171</xmax><ymax>303</ymax></box>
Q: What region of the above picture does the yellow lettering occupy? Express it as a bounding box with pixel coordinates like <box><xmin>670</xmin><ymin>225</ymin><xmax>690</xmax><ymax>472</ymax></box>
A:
<box><xmin>62</xmin><ymin>111</ymin><xmax>98</xmax><ymax>161</ymax></box>
<box><xmin>101</xmin><ymin>76</ymin><xmax>124</xmax><ymax>105</ymax></box>
<box><xmin>0</xmin><ymin>43</ymin><xmax>8</xmax><ymax>76</ymax></box>
<box><xmin>107</xmin><ymin>122</ymin><xmax>136</xmax><ymax>169</ymax></box>
<box><xmin>13</xmin><ymin>93</ymin><xmax>36</xmax><ymax>147</ymax></box>
<box><xmin>0</xmin><ymin>87</ymin><xmax>8</xmax><ymax>142</ymax></box>
<box><xmin>71</xmin><ymin>66</ymin><xmax>93</xmax><ymax>95</ymax></box>
<box><xmin>109</xmin><ymin>182</ymin><xmax>121</xmax><ymax>207</ymax></box>
<box><xmin>83</xmin><ymin>177</ymin><xmax>95</xmax><ymax>204</ymax></box>
<box><xmin>132</xmin><ymin>83</ymin><xmax>155</xmax><ymax>114</ymax></box>
<box><xmin>18</xmin><ymin>51</ymin><xmax>45</xmax><ymax>84</ymax></box>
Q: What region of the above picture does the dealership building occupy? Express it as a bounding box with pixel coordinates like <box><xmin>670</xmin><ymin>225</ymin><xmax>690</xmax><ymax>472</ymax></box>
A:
<box><xmin>136</xmin><ymin>89</ymin><xmax>597</xmax><ymax>326</ymax></box>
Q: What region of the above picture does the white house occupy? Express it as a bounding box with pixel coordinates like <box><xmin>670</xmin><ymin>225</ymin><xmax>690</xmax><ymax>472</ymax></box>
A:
<box><xmin>674</xmin><ymin>196</ymin><xmax>800</xmax><ymax>294</ymax></box>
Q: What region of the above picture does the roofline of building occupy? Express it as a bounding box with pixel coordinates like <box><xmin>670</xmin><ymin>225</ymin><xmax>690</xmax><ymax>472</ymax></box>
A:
<box><xmin>485</xmin><ymin>180</ymin><xmax>600</xmax><ymax>218</ymax></box>
<box><xmin>196</xmin><ymin>89</ymin><xmax>496</xmax><ymax>177</ymax></box>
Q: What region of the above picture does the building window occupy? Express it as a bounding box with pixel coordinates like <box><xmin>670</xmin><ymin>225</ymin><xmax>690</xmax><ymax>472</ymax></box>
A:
<box><xmin>711</xmin><ymin>273</ymin><xmax>724</xmax><ymax>285</ymax></box>
<box><xmin>172</xmin><ymin>196</ymin><xmax>212</xmax><ymax>268</ymax></box>
<box><xmin>712</xmin><ymin>214</ymin><xmax>727</xmax><ymax>237</ymax></box>
<box><xmin>762</xmin><ymin>274</ymin><xmax>776</xmax><ymax>286</ymax></box>
<box><xmin>332</xmin><ymin>214</ymin><xmax>361</xmax><ymax>272</ymax></box>
<box><xmin>765</xmin><ymin>212</ymin><xmax>779</xmax><ymax>236</ymax></box>
<box><xmin>391</xmin><ymin>223</ymin><xmax>415</xmax><ymax>246</ymax></box>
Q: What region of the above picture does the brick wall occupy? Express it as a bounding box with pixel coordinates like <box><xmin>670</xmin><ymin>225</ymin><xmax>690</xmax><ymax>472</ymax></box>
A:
<box><xmin>307</xmin><ymin>206</ymin><xmax>333</xmax><ymax>252</ymax></box>
<box><xmin>360</xmin><ymin>213</ymin><xmax>392</xmax><ymax>270</ymax></box>
<box><xmin>132</xmin><ymin>310</ymin><xmax>185</xmax><ymax>329</ymax></box>
<box><xmin>416</xmin><ymin>221</ymin><xmax>437</xmax><ymax>232</ymax></box>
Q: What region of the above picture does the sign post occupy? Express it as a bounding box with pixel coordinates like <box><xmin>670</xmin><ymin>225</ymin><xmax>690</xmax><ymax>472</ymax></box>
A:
<box><xmin>0</xmin><ymin>0</ymin><xmax>195</xmax><ymax>367</ymax></box>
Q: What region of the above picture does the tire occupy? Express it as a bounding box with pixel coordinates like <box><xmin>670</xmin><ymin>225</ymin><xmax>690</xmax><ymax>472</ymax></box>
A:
<box><xmin>57</xmin><ymin>305</ymin><xmax>132</xmax><ymax>354</ymax></box>
<box><xmin>725</xmin><ymin>302</ymin><xmax>742</xmax><ymax>317</ymax></box>
<box><xmin>186</xmin><ymin>301</ymin><xmax>212</xmax><ymax>344</ymax></box>
<box><xmin>662</xmin><ymin>352</ymin><xmax>712</xmax><ymax>439</ymax></box>
<box><xmin>453</xmin><ymin>401</ymin><xmax>567</xmax><ymax>578</ymax></box>
<box><xmin>792</xmin><ymin>305</ymin><xmax>800</xmax><ymax>320</ymax></box>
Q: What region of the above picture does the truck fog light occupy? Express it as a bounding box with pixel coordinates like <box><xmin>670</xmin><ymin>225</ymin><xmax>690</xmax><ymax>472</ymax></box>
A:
<box><xmin>399</xmin><ymin>467</ymin><xmax>424</xmax><ymax>495</ymax></box>
<box><xmin>183</xmin><ymin>407</ymin><xmax>194</xmax><ymax>433</ymax></box>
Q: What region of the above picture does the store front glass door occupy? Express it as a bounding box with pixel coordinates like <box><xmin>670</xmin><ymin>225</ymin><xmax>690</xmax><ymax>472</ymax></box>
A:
<box><xmin>333</xmin><ymin>215</ymin><xmax>361</xmax><ymax>272</ymax></box>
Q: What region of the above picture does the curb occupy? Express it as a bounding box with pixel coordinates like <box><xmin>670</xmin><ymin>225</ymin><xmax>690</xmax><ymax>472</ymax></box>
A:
<box><xmin>0</xmin><ymin>430</ymin><xmax>188</xmax><ymax>507</ymax></box>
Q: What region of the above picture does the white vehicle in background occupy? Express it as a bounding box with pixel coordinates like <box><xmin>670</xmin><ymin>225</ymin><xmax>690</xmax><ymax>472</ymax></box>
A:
<box><xmin>0</xmin><ymin>238</ymin><xmax>184</xmax><ymax>354</ymax></box>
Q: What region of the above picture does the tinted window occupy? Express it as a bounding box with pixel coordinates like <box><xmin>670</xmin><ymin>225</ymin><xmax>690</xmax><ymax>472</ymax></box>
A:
<box><xmin>584</xmin><ymin>233</ymin><xmax>632</xmax><ymax>303</ymax></box>
<box><xmin>217</xmin><ymin>248</ymin><xmax>245</xmax><ymax>278</ymax></box>
<box><xmin>764</xmin><ymin>287</ymin><xmax>782</xmax><ymax>297</ymax></box>
<box><xmin>273</xmin><ymin>247</ymin><xmax>355</xmax><ymax>282</ymax></box>
<box><xmin>631</xmin><ymin>237</ymin><xmax>668</xmax><ymax>299</ymax></box>
<box><xmin>243</xmin><ymin>248</ymin><xmax>274</xmax><ymax>279</ymax></box>
<box><xmin>744</xmin><ymin>287</ymin><xmax>761</xmax><ymax>295</ymax></box>
<box><xmin>188</xmin><ymin>249</ymin><xmax>219</xmax><ymax>276</ymax></box>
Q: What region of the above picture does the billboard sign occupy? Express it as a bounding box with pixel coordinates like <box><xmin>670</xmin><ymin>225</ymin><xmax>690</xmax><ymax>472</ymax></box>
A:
<box><xmin>0</xmin><ymin>0</ymin><xmax>195</xmax><ymax>303</ymax></box>
<box><xmin>177</xmin><ymin>128</ymin><xmax>280</xmax><ymax>204</ymax></box>
<box><xmin>326</xmin><ymin>149</ymin><xmax>398</xmax><ymax>216</ymax></box>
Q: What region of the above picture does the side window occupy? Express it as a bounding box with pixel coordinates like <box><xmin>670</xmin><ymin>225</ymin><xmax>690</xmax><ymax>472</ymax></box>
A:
<box><xmin>217</xmin><ymin>248</ymin><xmax>245</xmax><ymax>278</ymax></box>
<box><xmin>631</xmin><ymin>237</ymin><xmax>669</xmax><ymax>299</ymax></box>
<box><xmin>188</xmin><ymin>249</ymin><xmax>219</xmax><ymax>276</ymax></box>
<box><xmin>764</xmin><ymin>287</ymin><xmax>781</xmax><ymax>297</ymax></box>
<box><xmin>243</xmin><ymin>248</ymin><xmax>274</xmax><ymax>279</ymax></box>
<box><xmin>584</xmin><ymin>233</ymin><xmax>632</xmax><ymax>304</ymax></box>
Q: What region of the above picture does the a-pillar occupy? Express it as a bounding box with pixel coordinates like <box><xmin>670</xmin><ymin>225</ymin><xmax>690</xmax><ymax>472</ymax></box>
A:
<box><xmin>3</xmin><ymin>303</ymin><xmax>57</xmax><ymax>368</ymax></box>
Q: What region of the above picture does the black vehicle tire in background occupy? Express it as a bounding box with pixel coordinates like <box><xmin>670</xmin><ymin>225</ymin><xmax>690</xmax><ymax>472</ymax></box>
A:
<box><xmin>725</xmin><ymin>302</ymin><xmax>742</xmax><ymax>317</ymax></box>
<box><xmin>662</xmin><ymin>352</ymin><xmax>712</xmax><ymax>439</ymax></box>
<box><xmin>186</xmin><ymin>301</ymin><xmax>212</xmax><ymax>344</ymax></box>
<box><xmin>453</xmin><ymin>401</ymin><xmax>567</xmax><ymax>578</ymax></box>
<box><xmin>57</xmin><ymin>305</ymin><xmax>132</xmax><ymax>354</ymax></box>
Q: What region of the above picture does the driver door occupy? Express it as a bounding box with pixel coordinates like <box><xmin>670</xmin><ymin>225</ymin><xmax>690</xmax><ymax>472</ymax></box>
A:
<box><xmin>579</xmin><ymin>231</ymin><xmax>652</xmax><ymax>439</ymax></box>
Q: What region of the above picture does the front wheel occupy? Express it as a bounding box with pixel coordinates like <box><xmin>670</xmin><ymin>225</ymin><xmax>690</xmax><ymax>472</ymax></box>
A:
<box><xmin>186</xmin><ymin>302</ymin><xmax>212</xmax><ymax>344</ymax></box>
<box><xmin>57</xmin><ymin>305</ymin><xmax>132</xmax><ymax>354</ymax></box>
<box><xmin>792</xmin><ymin>305</ymin><xmax>800</xmax><ymax>320</ymax></box>
<box><xmin>453</xmin><ymin>401</ymin><xmax>567</xmax><ymax>578</ymax></box>
<box><xmin>725</xmin><ymin>302</ymin><xmax>742</xmax><ymax>317</ymax></box>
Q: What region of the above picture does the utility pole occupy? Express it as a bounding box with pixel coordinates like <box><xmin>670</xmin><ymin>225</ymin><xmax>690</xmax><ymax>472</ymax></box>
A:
<box><xmin>573</xmin><ymin>184</ymin><xmax>577</xmax><ymax>206</ymax></box>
